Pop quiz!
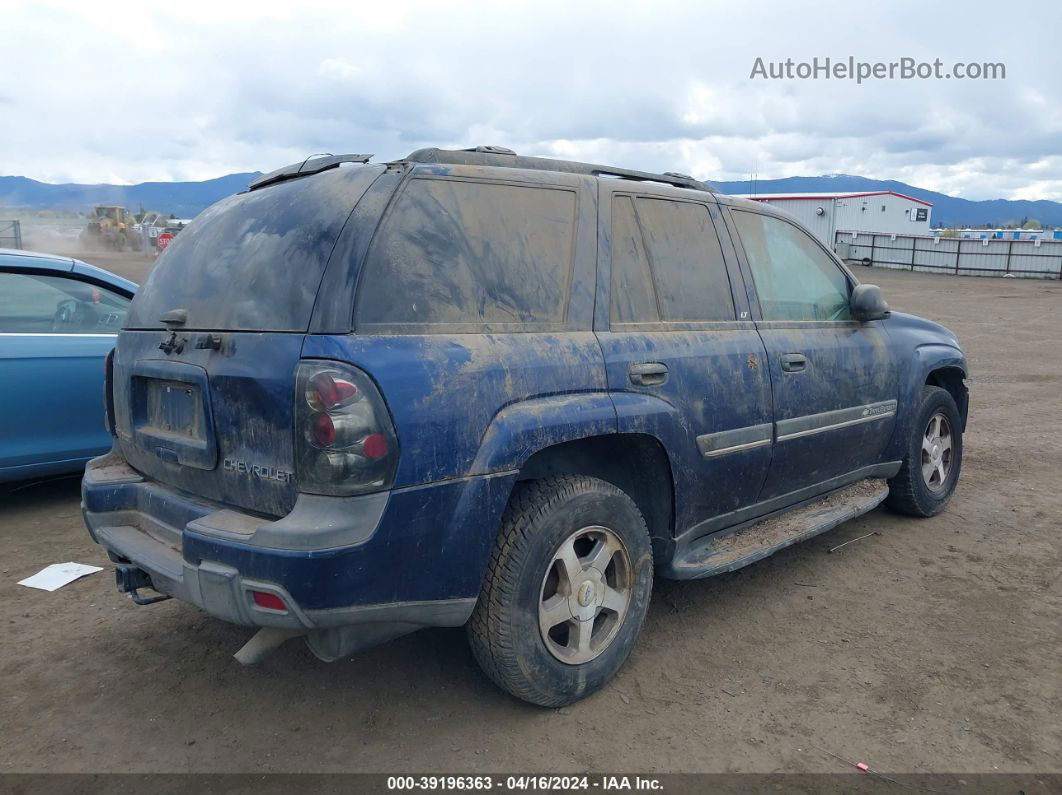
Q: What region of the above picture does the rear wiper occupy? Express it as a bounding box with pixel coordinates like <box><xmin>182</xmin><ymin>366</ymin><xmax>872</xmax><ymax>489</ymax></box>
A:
<box><xmin>248</xmin><ymin>153</ymin><xmax>373</xmax><ymax>191</ymax></box>
<box><xmin>160</xmin><ymin>308</ymin><xmax>187</xmax><ymax>326</ymax></box>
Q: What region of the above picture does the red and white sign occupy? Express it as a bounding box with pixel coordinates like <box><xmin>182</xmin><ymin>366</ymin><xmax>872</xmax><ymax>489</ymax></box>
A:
<box><xmin>158</xmin><ymin>232</ymin><xmax>174</xmax><ymax>249</ymax></box>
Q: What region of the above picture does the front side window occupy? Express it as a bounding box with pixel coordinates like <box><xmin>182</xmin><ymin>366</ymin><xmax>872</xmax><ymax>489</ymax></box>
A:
<box><xmin>357</xmin><ymin>178</ymin><xmax>576</xmax><ymax>328</ymax></box>
<box><xmin>0</xmin><ymin>272</ymin><xmax>130</xmax><ymax>333</ymax></box>
<box><xmin>731</xmin><ymin>211</ymin><xmax>851</xmax><ymax>321</ymax></box>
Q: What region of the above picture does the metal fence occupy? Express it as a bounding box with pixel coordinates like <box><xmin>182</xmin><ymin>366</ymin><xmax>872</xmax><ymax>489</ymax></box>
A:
<box><xmin>0</xmin><ymin>220</ymin><xmax>22</xmax><ymax>249</ymax></box>
<box><xmin>835</xmin><ymin>229</ymin><xmax>1062</xmax><ymax>279</ymax></box>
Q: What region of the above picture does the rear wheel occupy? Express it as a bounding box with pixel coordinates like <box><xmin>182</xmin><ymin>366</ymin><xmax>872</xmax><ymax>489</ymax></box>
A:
<box><xmin>468</xmin><ymin>475</ymin><xmax>653</xmax><ymax>707</ymax></box>
<box><xmin>886</xmin><ymin>385</ymin><xmax>963</xmax><ymax>517</ymax></box>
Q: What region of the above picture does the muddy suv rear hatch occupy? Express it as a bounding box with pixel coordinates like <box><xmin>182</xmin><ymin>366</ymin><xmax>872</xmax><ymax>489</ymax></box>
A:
<box><xmin>112</xmin><ymin>164</ymin><xmax>384</xmax><ymax>517</ymax></box>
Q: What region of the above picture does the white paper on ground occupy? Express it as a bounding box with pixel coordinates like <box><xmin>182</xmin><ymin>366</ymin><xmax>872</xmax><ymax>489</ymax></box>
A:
<box><xmin>17</xmin><ymin>562</ymin><xmax>104</xmax><ymax>592</ymax></box>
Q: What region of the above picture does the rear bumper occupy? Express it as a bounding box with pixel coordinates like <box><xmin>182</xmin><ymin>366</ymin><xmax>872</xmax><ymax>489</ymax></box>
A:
<box><xmin>81</xmin><ymin>452</ymin><xmax>515</xmax><ymax>631</ymax></box>
<box><xmin>89</xmin><ymin>521</ymin><xmax>475</xmax><ymax>631</ymax></box>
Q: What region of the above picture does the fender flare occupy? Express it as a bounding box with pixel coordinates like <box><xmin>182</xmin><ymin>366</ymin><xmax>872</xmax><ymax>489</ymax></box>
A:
<box><xmin>885</xmin><ymin>343</ymin><xmax>969</xmax><ymax>457</ymax></box>
<box><xmin>915</xmin><ymin>342</ymin><xmax>968</xmax><ymax>382</ymax></box>
<box><xmin>468</xmin><ymin>390</ymin><xmax>691</xmax><ymax>477</ymax></box>
<box><xmin>468</xmin><ymin>392</ymin><xmax>618</xmax><ymax>475</ymax></box>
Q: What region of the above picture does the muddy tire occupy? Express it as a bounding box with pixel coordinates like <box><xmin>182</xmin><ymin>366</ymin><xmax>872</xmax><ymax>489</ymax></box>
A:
<box><xmin>467</xmin><ymin>475</ymin><xmax>653</xmax><ymax>707</ymax></box>
<box><xmin>887</xmin><ymin>385</ymin><xmax>963</xmax><ymax>517</ymax></box>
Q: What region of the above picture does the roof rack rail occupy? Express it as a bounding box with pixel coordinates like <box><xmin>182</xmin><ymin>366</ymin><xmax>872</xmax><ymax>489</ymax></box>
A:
<box><xmin>249</xmin><ymin>153</ymin><xmax>373</xmax><ymax>191</ymax></box>
<box><xmin>402</xmin><ymin>147</ymin><xmax>715</xmax><ymax>193</ymax></box>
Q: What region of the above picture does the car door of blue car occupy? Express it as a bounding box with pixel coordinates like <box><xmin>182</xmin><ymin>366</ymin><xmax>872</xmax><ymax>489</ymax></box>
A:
<box><xmin>595</xmin><ymin>186</ymin><xmax>774</xmax><ymax>541</ymax></box>
<box><xmin>0</xmin><ymin>270</ymin><xmax>130</xmax><ymax>480</ymax></box>
<box><xmin>723</xmin><ymin>207</ymin><xmax>900</xmax><ymax>500</ymax></box>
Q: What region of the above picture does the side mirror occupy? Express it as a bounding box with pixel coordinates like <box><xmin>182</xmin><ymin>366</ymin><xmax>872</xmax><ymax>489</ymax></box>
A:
<box><xmin>850</xmin><ymin>283</ymin><xmax>890</xmax><ymax>322</ymax></box>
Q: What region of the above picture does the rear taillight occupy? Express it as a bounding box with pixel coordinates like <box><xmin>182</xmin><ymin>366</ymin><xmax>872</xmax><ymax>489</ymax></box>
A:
<box><xmin>103</xmin><ymin>348</ymin><xmax>116</xmax><ymax>436</ymax></box>
<box><xmin>294</xmin><ymin>361</ymin><xmax>398</xmax><ymax>496</ymax></box>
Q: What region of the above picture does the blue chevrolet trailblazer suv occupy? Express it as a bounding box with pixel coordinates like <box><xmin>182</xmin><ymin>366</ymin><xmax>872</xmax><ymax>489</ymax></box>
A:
<box><xmin>82</xmin><ymin>147</ymin><xmax>968</xmax><ymax>706</ymax></box>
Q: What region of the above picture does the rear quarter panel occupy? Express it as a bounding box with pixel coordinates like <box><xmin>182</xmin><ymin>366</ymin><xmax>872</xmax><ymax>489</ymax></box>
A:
<box><xmin>300</xmin><ymin>332</ymin><xmax>613</xmax><ymax>486</ymax></box>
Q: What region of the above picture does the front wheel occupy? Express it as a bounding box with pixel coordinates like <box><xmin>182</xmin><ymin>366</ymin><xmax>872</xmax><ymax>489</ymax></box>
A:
<box><xmin>467</xmin><ymin>475</ymin><xmax>653</xmax><ymax>707</ymax></box>
<box><xmin>886</xmin><ymin>385</ymin><xmax>963</xmax><ymax>517</ymax></box>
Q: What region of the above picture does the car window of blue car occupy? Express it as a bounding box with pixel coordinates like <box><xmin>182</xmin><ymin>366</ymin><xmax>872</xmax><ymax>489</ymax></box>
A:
<box><xmin>0</xmin><ymin>272</ymin><xmax>130</xmax><ymax>333</ymax></box>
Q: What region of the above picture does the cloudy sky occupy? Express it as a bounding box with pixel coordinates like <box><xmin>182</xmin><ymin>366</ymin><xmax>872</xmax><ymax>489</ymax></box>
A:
<box><xmin>2</xmin><ymin>0</ymin><xmax>1060</xmax><ymax>200</ymax></box>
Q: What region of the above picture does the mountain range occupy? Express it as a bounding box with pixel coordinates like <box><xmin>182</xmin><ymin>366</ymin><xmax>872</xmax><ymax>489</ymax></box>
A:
<box><xmin>0</xmin><ymin>173</ymin><xmax>261</xmax><ymax>219</ymax></box>
<box><xmin>2</xmin><ymin>171</ymin><xmax>1060</xmax><ymax>227</ymax></box>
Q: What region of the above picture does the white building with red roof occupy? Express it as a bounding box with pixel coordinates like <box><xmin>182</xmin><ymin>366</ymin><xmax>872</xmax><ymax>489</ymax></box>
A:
<box><xmin>734</xmin><ymin>191</ymin><xmax>933</xmax><ymax>247</ymax></box>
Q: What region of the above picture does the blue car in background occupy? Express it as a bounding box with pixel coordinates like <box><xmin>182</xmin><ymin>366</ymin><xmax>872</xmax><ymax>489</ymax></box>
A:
<box><xmin>0</xmin><ymin>249</ymin><xmax>136</xmax><ymax>482</ymax></box>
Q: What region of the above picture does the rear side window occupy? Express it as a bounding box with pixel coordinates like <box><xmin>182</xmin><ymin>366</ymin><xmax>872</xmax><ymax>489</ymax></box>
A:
<box><xmin>125</xmin><ymin>166</ymin><xmax>382</xmax><ymax>331</ymax></box>
<box><xmin>610</xmin><ymin>197</ymin><xmax>735</xmax><ymax>323</ymax></box>
<box><xmin>356</xmin><ymin>178</ymin><xmax>576</xmax><ymax>328</ymax></box>
<box><xmin>610</xmin><ymin>197</ymin><xmax>659</xmax><ymax>323</ymax></box>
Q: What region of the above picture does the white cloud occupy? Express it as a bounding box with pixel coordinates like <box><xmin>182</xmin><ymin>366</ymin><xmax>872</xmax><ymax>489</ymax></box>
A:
<box><xmin>1</xmin><ymin>0</ymin><xmax>1059</xmax><ymax>199</ymax></box>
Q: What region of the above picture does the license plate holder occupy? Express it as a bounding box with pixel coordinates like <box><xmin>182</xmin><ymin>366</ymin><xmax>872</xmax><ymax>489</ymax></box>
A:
<box><xmin>129</xmin><ymin>361</ymin><xmax>217</xmax><ymax>470</ymax></box>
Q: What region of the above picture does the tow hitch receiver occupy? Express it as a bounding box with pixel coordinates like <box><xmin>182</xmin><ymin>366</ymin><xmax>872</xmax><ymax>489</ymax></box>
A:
<box><xmin>114</xmin><ymin>563</ymin><xmax>172</xmax><ymax>606</ymax></box>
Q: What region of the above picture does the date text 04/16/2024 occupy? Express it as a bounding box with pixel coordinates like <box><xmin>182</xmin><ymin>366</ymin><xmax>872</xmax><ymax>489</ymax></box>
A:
<box><xmin>386</xmin><ymin>776</ymin><xmax>664</xmax><ymax>791</ymax></box>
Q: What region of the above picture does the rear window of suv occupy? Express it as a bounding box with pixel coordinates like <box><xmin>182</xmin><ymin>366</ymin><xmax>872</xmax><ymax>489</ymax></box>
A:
<box><xmin>125</xmin><ymin>165</ymin><xmax>383</xmax><ymax>331</ymax></box>
<box><xmin>355</xmin><ymin>178</ymin><xmax>576</xmax><ymax>330</ymax></box>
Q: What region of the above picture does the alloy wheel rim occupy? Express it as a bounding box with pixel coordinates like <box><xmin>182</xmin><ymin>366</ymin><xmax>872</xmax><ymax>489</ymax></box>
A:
<box><xmin>921</xmin><ymin>411</ymin><xmax>954</xmax><ymax>492</ymax></box>
<box><xmin>539</xmin><ymin>525</ymin><xmax>633</xmax><ymax>665</ymax></box>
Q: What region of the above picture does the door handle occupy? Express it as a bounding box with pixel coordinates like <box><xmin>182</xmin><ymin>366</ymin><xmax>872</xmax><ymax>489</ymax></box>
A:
<box><xmin>780</xmin><ymin>353</ymin><xmax>807</xmax><ymax>372</ymax></box>
<box><xmin>629</xmin><ymin>362</ymin><xmax>669</xmax><ymax>386</ymax></box>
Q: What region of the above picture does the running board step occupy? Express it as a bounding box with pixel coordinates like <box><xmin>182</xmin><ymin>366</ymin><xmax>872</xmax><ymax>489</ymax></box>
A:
<box><xmin>671</xmin><ymin>479</ymin><xmax>889</xmax><ymax>579</ymax></box>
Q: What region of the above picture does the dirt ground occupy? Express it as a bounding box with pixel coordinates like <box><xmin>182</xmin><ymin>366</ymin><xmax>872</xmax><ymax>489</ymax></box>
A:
<box><xmin>2</xmin><ymin>263</ymin><xmax>1060</xmax><ymax>774</ymax></box>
